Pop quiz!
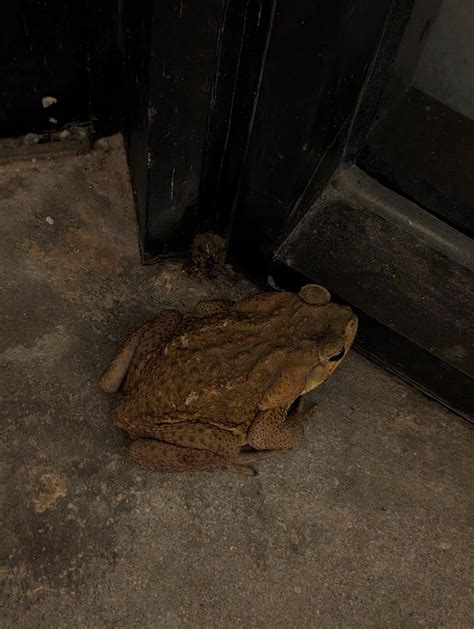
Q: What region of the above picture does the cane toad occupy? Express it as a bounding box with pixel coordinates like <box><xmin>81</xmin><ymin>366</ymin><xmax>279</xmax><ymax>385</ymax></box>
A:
<box><xmin>99</xmin><ymin>285</ymin><xmax>357</xmax><ymax>474</ymax></box>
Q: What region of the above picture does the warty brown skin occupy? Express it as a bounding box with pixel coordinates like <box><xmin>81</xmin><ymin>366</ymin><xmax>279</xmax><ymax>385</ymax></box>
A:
<box><xmin>99</xmin><ymin>285</ymin><xmax>357</xmax><ymax>474</ymax></box>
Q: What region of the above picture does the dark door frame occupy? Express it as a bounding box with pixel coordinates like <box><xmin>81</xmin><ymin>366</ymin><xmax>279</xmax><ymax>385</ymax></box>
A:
<box><xmin>123</xmin><ymin>0</ymin><xmax>473</xmax><ymax>420</ymax></box>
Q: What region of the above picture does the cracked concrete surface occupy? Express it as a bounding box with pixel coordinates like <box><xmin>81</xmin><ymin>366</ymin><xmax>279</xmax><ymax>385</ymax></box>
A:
<box><xmin>1</xmin><ymin>137</ymin><xmax>473</xmax><ymax>628</ymax></box>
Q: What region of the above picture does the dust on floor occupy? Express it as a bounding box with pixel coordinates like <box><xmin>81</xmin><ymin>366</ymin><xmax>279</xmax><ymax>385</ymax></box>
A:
<box><xmin>1</xmin><ymin>136</ymin><xmax>473</xmax><ymax>628</ymax></box>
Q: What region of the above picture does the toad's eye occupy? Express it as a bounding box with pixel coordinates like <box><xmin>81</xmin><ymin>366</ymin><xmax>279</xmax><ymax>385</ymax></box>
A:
<box><xmin>329</xmin><ymin>348</ymin><xmax>345</xmax><ymax>362</ymax></box>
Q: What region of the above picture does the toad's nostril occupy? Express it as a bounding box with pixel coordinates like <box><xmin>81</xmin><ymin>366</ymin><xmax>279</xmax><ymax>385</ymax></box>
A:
<box><xmin>329</xmin><ymin>349</ymin><xmax>345</xmax><ymax>362</ymax></box>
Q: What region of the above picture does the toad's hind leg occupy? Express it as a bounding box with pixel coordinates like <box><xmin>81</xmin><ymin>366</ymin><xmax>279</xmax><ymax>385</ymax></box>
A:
<box><xmin>130</xmin><ymin>440</ymin><xmax>254</xmax><ymax>475</ymax></box>
<box><xmin>194</xmin><ymin>299</ymin><xmax>234</xmax><ymax>316</ymax></box>
<box><xmin>247</xmin><ymin>407</ymin><xmax>304</xmax><ymax>450</ymax></box>
<box><xmin>130</xmin><ymin>422</ymin><xmax>253</xmax><ymax>474</ymax></box>
<box><xmin>130</xmin><ymin>423</ymin><xmax>251</xmax><ymax>474</ymax></box>
<box><xmin>99</xmin><ymin>309</ymin><xmax>182</xmax><ymax>393</ymax></box>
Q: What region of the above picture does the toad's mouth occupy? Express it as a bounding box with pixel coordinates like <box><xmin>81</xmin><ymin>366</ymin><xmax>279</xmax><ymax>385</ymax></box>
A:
<box><xmin>288</xmin><ymin>396</ymin><xmax>302</xmax><ymax>416</ymax></box>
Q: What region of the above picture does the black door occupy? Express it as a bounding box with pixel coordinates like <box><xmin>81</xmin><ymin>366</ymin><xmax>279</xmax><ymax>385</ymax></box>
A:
<box><xmin>125</xmin><ymin>0</ymin><xmax>474</xmax><ymax>420</ymax></box>
<box><xmin>225</xmin><ymin>0</ymin><xmax>474</xmax><ymax>420</ymax></box>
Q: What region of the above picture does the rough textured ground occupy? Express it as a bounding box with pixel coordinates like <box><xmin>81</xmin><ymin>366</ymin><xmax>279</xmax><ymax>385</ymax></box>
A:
<box><xmin>1</xmin><ymin>137</ymin><xmax>473</xmax><ymax>628</ymax></box>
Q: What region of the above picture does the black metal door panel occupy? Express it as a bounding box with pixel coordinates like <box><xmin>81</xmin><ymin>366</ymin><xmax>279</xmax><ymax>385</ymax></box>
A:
<box><xmin>121</xmin><ymin>0</ymin><xmax>473</xmax><ymax>419</ymax></box>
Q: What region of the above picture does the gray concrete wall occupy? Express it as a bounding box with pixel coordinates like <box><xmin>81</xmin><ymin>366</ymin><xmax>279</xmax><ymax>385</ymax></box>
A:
<box><xmin>414</xmin><ymin>0</ymin><xmax>474</xmax><ymax>120</ymax></box>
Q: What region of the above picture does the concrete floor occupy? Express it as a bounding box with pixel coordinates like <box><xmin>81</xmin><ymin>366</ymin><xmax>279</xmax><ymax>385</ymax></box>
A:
<box><xmin>2</xmin><ymin>137</ymin><xmax>473</xmax><ymax>628</ymax></box>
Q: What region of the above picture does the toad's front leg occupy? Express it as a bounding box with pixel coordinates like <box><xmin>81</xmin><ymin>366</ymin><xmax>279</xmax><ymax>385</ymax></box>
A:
<box><xmin>247</xmin><ymin>407</ymin><xmax>304</xmax><ymax>451</ymax></box>
<box><xmin>246</xmin><ymin>362</ymin><xmax>309</xmax><ymax>450</ymax></box>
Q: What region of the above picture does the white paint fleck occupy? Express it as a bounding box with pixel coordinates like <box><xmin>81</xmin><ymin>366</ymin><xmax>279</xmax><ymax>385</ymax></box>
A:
<box><xmin>48</xmin><ymin>117</ymin><xmax>58</xmax><ymax>124</ymax></box>
<box><xmin>267</xmin><ymin>275</ymin><xmax>277</xmax><ymax>289</ymax></box>
<box><xmin>148</xmin><ymin>106</ymin><xmax>157</xmax><ymax>123</ymax></box>
<box><xmin>170</xmin><ymin>167</ymin><xmax>176</xmax><ymax>203</ymax></box>
<box><xmin>41</xmin><ymin>96</ymin><xmax>57</xmax><ymax>108</ymax></box>
<box><xmin>185</xmin><ymin>391</ymin><xmax>198</xmax><ymax>406</ymax></box>
<box><xmin>45</xmin><ymin>216</ymin><xmax>54</xmax><ymax>225</ymax></box>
